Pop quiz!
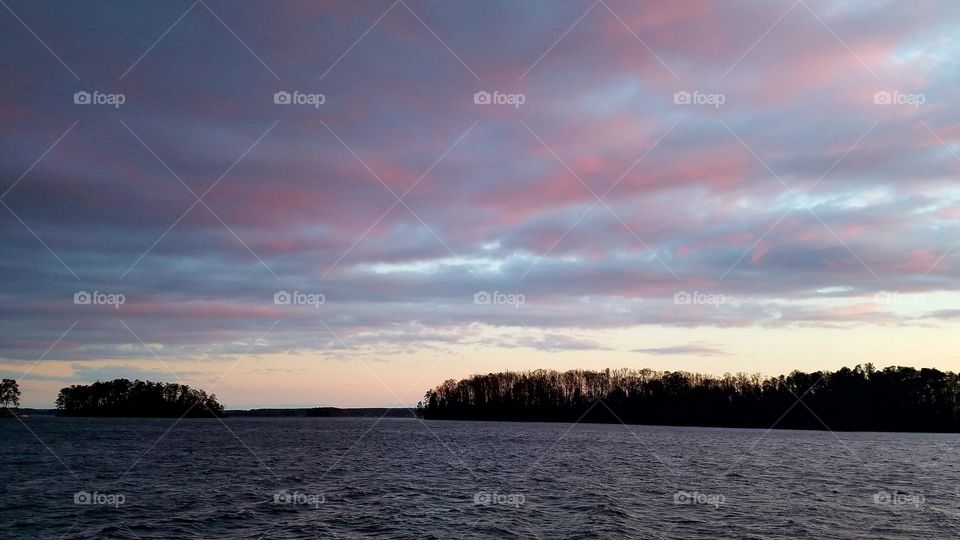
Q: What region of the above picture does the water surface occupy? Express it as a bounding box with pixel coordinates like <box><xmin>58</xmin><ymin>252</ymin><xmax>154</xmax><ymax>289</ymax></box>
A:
<box><xmin>2</xmin><ymin>417</ymin><xmax>958</xmax><ymax>538</ymax></box>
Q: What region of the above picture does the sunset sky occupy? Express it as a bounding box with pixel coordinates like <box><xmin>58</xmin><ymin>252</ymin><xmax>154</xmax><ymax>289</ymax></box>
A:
<box><xmin>2</xmin><ymin>0</ymin><xmax>959</xmax><ymax>408</ymax></box>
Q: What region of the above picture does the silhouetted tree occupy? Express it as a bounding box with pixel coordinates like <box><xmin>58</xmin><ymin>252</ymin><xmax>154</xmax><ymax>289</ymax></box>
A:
<box><xmin>417</xmin><ymin>366</ymin><xmax>960</xmax><ymax>432</ymax></box>
<box><xmin>55</xmin><ymin>379</ymin><xmax>225</xmax><ymax>418</ymax></box>
<box><xmin>0</xmin><ymin>378</ymin><xmax>21</xmax><ymax>410</ymax></box>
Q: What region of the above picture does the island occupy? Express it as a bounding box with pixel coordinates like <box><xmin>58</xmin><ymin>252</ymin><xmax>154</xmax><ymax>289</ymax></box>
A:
<box><xmin>55</xmin><ymin>379</ymin><xmax>225</xmax><ymax>418</ymax></box>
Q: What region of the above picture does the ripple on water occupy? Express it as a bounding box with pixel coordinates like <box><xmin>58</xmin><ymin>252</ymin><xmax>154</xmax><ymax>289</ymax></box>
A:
<box><xmin>1</xmin><ymin>418</ymin><xmax>959</xmax><ymax>539</ymax></box>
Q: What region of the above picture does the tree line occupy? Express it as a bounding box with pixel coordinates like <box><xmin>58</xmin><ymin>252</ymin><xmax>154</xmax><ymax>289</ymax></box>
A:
<box><xmin>56</xmin><ymin>379</ymin><xmax>225</xmax><ymax>418</ymax></box>
<box><xmin>417</xmin><ymin>365</ymin><xmax>960</xmax><ymax>432</ymax></box>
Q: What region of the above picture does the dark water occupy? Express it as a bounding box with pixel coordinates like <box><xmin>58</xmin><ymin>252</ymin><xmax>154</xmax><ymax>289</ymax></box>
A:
<box><xmin>2</xmin><ymin>417</ymin><xmax>959</xmax><ymax>539</ymax></box>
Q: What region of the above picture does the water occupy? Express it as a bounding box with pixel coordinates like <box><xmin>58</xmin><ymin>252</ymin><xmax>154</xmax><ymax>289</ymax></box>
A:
<box><xmin>2</xmin><ymin>417</ymin><xmax>959</xmax><ymax>539</ymax></box>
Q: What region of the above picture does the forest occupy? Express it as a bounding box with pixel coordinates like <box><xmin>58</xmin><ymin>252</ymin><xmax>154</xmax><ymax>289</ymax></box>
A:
<box><xmin>56</xmin><ymin>379</ymin><xmax>225</xmax><ymax>418</ymax></box>
<box><xmin>417</xmin><ymin>365</ymin><xmax>960</xmax><ymax>432</ymax></box>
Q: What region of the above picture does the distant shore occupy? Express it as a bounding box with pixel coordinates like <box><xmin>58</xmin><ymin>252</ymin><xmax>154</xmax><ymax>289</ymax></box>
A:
<box><xmin>228</xmin><ymin>407</ymin><xmax>415</xmax><ymax>418</ymax></box>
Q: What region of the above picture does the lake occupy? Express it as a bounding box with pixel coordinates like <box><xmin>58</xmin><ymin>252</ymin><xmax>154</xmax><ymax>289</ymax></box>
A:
<box><xmin>1</xmin><ymin>417</ymin><xmax>958</xmax><ymax>538</ymax></box>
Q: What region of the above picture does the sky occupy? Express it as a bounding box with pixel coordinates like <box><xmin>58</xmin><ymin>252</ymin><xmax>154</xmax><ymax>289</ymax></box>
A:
<box><xmin>1</xmin><ymin>0</ymin><xmax>959</xmax><ymax>408</ymax></box>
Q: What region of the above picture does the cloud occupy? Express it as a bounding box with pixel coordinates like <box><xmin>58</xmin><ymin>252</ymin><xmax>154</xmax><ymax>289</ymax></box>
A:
<box><xmin>2</xmin><ymin>0</ymin><xmax>960</xmax><ymax>362</ymax></box>
<box><xmin>632</xmin><ymin>342</ymin><xmax>731</xmax><ymax>356</ymax></box>
<box><xmin>513</xmin><ymin>333</ymin><xmax>612</xmax><ymax>353</ymax></box>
